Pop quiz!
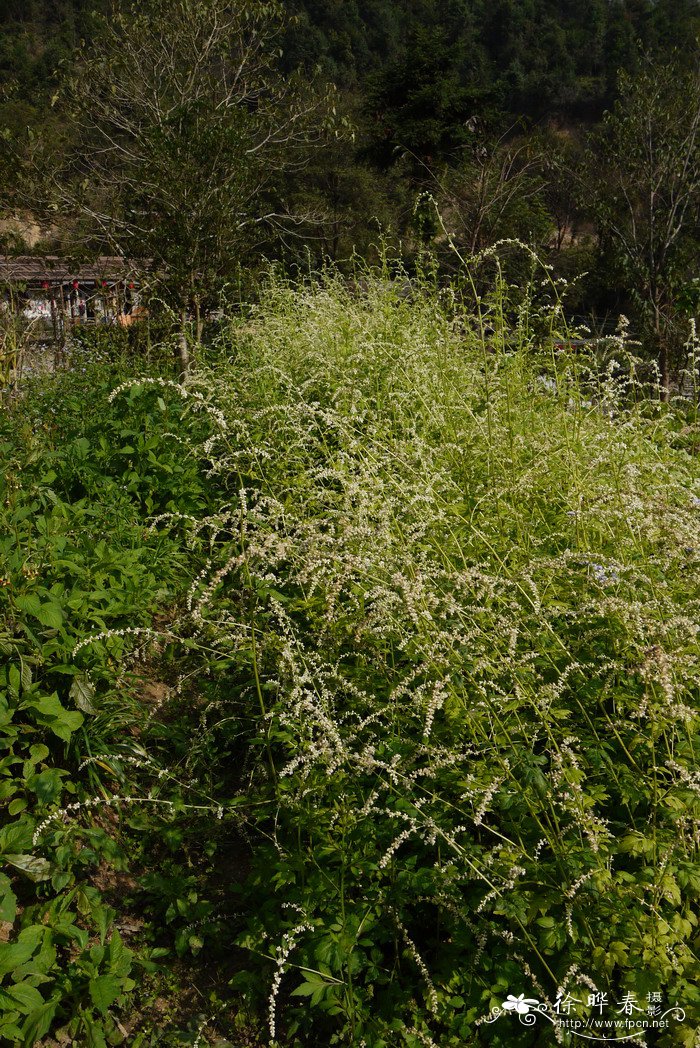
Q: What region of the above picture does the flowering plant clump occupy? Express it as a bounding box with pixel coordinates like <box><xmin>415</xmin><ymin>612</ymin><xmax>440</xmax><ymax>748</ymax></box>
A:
<box><xmin>3</xmin><ymin>261</ymin><xmax>700</xmax><ymax>1046</ymax></box>
<box><xmin>157</xmin><ymin>267</ymin><xmax>700</xmax><ymax>1046</ymax></box>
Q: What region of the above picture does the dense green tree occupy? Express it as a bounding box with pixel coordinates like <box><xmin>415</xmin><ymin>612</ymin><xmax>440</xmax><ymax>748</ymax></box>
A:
<box><xmin>588</xmin><ymin>56</ymin><xmax>700</xmax><ymax>392</ymax></box>
<box><xmin>3</xmin><ymin>0</ymin><xmax>699</xmax><ymax>126</ymax></box>
<box><xmin>47</xmin><ymin>0</ymin><xmax>331</xmax><ymax>373</ymax></box>
<box><xmin>364</xmin><ymin>5</ymin><xmax>492</xmax><ymax>168</ymax></box>
<box><xmin>3</xmin><ymin>0</ymin><xmax>700</xmax><ymax>328</ymax></box>
<box><xmin>647</xmin><ymin>0</ymin><xmax>700</xmax><ymax>52</ymax></box>
<box><xmin>284</xmin><ymin>118</ymin><xmax>401</xmax><ymax>265</ymax></box>
<box><xmin>533</xmin><ymin>127</ymin><xmax>588</xmax><ymax>253</ymax></box>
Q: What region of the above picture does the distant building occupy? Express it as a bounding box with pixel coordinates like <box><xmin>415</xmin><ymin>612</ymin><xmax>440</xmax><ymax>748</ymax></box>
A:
<box><xmin>0</xmin><ymin>256</ymin><xmax>147</xmax><ymax>334</ymax></box>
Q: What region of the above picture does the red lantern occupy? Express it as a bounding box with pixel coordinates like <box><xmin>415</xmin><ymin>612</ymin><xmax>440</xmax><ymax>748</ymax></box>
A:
<box><xmin>72</xmin><ymin>280</ymin><xmax>79</xmax><ymax>290</ymax></box>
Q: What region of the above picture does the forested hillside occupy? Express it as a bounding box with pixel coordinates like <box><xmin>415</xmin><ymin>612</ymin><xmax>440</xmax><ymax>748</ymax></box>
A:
<box><xmin>3</xmin><ymin>1</ymin><xmax>700</xmax><ymax>120</ymax></box>
<box><xmin>2</xmin><ymin>0</ymin><xmax>700</xmax><ymax>358</ymax></box>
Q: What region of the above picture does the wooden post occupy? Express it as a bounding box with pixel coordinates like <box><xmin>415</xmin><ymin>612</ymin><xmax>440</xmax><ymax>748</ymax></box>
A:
<box><xmin>50</xmin><ymin>290</ymin><xmax>58</xmax><ymax>345</ymax></box>
<box><xmin>57</xmin><ymin>285</ymin><xmax>67</xmax><ymax>369</ymax></box>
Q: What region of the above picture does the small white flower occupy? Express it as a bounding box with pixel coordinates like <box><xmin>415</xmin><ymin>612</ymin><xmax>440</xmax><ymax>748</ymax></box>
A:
<box><xmin>503</xmin><ymin>993</ymin><xmax>539</xmax><ymax>1015</ymax></box>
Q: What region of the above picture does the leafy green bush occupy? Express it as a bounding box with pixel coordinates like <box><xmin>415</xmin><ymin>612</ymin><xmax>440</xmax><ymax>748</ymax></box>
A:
<box><xmin>0</xmin><ymin>363</ymin><xmax>213</xmax><ymax>1046</ymax></box>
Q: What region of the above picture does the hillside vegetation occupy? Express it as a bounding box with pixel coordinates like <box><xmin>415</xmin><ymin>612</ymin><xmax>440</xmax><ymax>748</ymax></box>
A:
<box><xmin>2</xmin><ymin>0</ymin><xmax>699</xmax><ymax>112</ymax></box>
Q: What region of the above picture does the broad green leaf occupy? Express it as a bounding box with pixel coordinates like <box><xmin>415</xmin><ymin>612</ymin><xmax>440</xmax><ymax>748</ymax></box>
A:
<box><xmin>290</xmin><ymin>981</ymin><xmax>320</xmax><ymax>997</ymax></box>
<box><xmin>34</xmin><ymin>603</ymin><xmax>64</xmax><ymax>630</ymax></box>
<box><xmin>83</xmin><ymin>1011</ymin><xmax>108</xmax><ymax>1048</ymax></box>
<box><xmin>4</xmin><ymin>855</ymin><xmax>52</xmax><ymax>883</ymax></box>
<box><xmin>0</xmin><ymin>874</ymin><xmax>17</xmax><ymax>924</ymax></box>
<box><xmin>79</xmin><ymin>887</ymin><xmax>114</xmax><ymax>944</ymax></box>
<box><xmin>14</xmin><ymin>595</ymin><xmax>41</xmax><ymax>618</ymax></box>
<box><xmin>0</xmin><ymin>820</ymin><xmax>34</xmax><ymax>855</ymax></box>
<box><xmin>50</xmin><ymin>871</ymin><xmax>71</xmax><ymax>892</ymax></box>
<box><xmin>20</xmin><ymin>997</ymin><xmax>58</xmax><ymax>1044</ymax></box>
<box><xmin>27</xmin><ymin>769</ymin><xmax>63</xmax><ymax>805</ymax></box>
<box><xmin>8</xmin><ymin>666</ymin><xmax>20</xmax><ymax>696</ymax></box>
<box><xmin>89</xmin><ymin>974</ymin><xmax>123</xmax><ymax>1015</ymax></box>
<box><xmin>0</xmin><ymin>939</ymin><xmax>38</xmax><ymax>979</ymax></box>
<box><xmin>26</xmin><ymin>693</ymin><xmax>63</xmax><ymax>717</ymax></box>
<box><xmin>107</xmin><ymin>929</ymin><xmax>132</xmax><ymax>978</ymax></box>
<box><xmin>0</xmin><ymin>1022</ymin><xmax>23</xmax><ymax>1041</ymax></box>
<box><xmin>70</xmin><ymin>675</ymin><xmax>96</xmax><ymax>714</ymax></box>
<box><xmin>0</xmin><ymin>982</ymin><xmax>43</xmax><ymax>1014</ymax></box>
<box><xmin>25</xmin><ymin>693</ymin><xmax>84</xmax><ymax>741</ymax></box>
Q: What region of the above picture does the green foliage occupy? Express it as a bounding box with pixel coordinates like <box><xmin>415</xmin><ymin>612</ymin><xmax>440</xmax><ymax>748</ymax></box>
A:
<box><xmin>587</xmin><ymin>55</ymin><xmax>700</xmax><ymax>387</ymax></box>
<box><xmin>3</xmin><ymin>263</ymin><xmax>700</xmax><ymax>1046</ymax></box>
<box><xmin>2</xmin><ymin>0</ymin><xmax>698</xmax><ymax>122</ymax></box>
<box><xmin>0</xmin><ymin>355</ymin><xmax>211</xmax><ymax>1045</ymax></box>
<box><xmin>3</xmin><ymin>0</ymin><xmax>700</xmax><ymax>347</ymax></box>
<box><xmin>120</xmin><ymin>264</ymin><xmax>700</xmax><ymax>1045</ymax></box>
<box><xmin>47</xmin><ymin>0</ymin><xmax>333</xmax><ymax>345</ymax></box>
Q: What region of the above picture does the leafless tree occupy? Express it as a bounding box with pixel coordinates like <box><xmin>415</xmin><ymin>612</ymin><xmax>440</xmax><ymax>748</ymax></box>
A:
<box><xmin>436</xmin><ymin>126</ymin><xmax>549</xmax><ymax>257</ymax></box>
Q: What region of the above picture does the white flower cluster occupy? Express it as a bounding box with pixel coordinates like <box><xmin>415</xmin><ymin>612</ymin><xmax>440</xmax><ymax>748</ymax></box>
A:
<box><xmin>392</xmin><ymin>913</ymin><xmax>439</xmax><ymax>1015</ymax></box>
<box><xmin>33</xmin><ymin>794</ymin><xmax>224</xmax><ymax>846</ymax></box>
<box><xmin>267</xmin><ymin>921</ymin><xmax>313</xmax><ymax>1042</ymax></box>
<box><xmin>72</xmin><ymin>626</ymin><xmax>157</xmax><ymax>656</ymax></box>
<box><xmin>125</xmin><ymin>270</ymin><xmax>700</xmax><ymax>1033</ymax></box>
